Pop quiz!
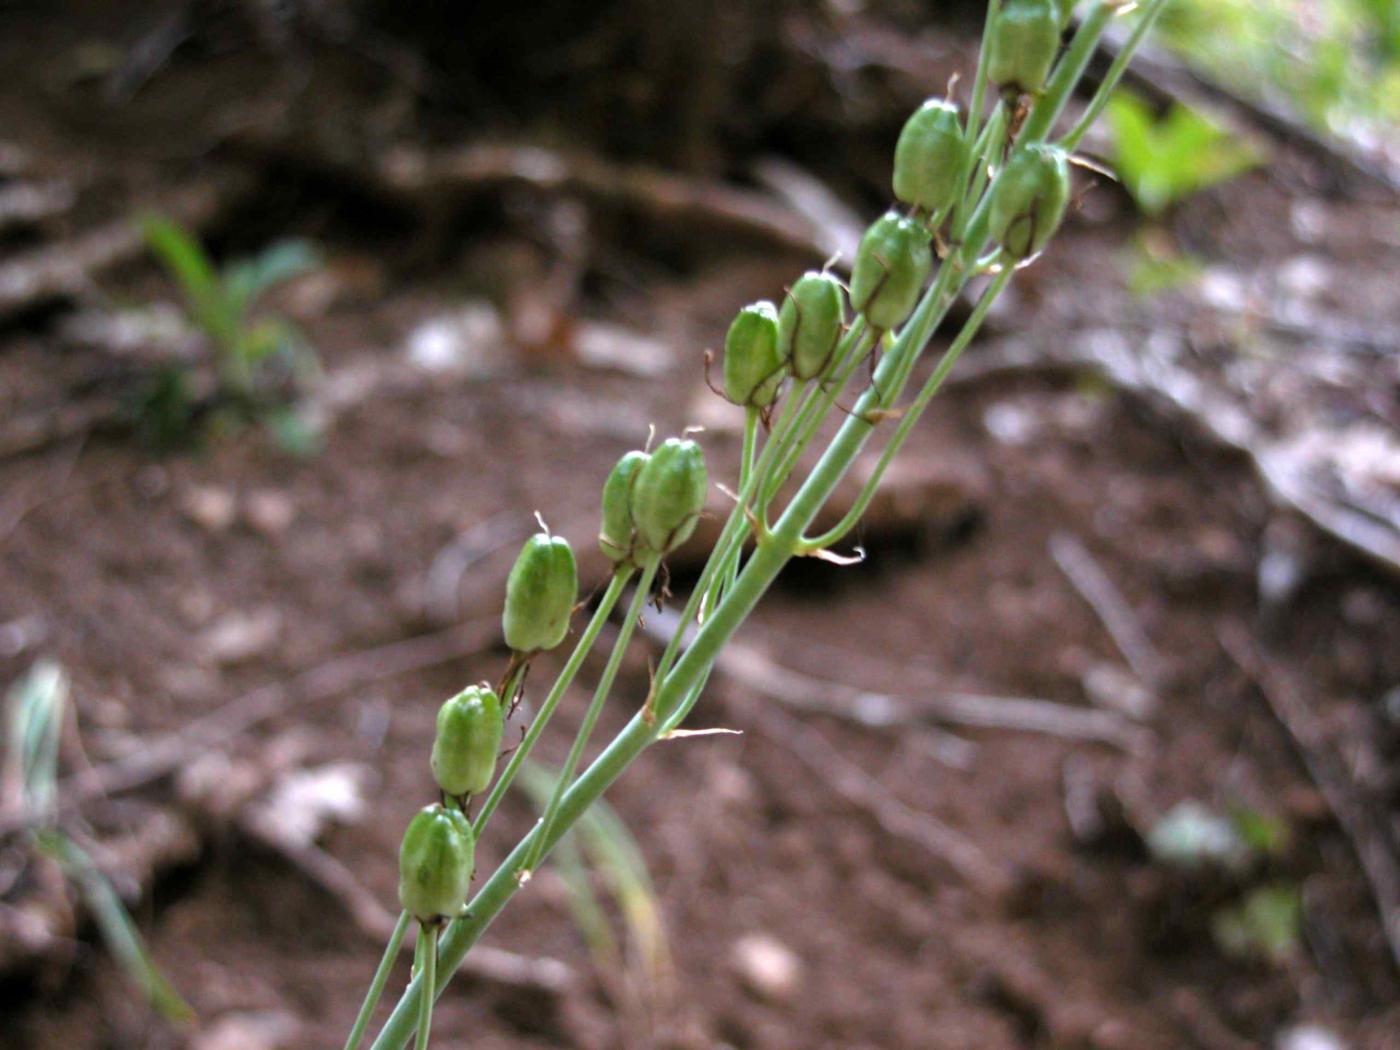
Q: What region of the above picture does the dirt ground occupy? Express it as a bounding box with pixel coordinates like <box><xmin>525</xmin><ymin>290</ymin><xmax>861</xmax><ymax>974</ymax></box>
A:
<box><xmin>2</xmin><ymin>3</ymin><xmax>1399</xmax><ymax>1048</ymax></box>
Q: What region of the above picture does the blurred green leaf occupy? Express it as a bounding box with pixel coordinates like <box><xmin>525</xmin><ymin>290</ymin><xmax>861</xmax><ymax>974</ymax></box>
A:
<box><xmin>520</xmin><ymin>763</ymin><xmax>671</xmax><ymax>990</ymax></box>
<box><xmin>1108</xmin><ymin>92</ymin><xmax>1264</xmax><ymax>216</ymax></box>
<box><xmin>140</xmin><ymin>214</ymin><xmax>220</xmax><ymax>318</ymax></box>
<box><xmin>1124</xmin><ymin>233</ymin><xmax>1203</xmax><ymax>298</ymax></box>
<box><xmin>137</xmin><ymin>214</ymin><xmax>322</xmax><ymax>449</ymax></box>
<box><xmin>1211</xmin><ymin>883</ymin><xmax>1302</xmax><ymax>964</ymax></box>
<box><xmin>1154</xmin><ymin>0</ymin><xmax>1400</xmax><ymax>139</ymax></box>
<box><xmin>36</xmin><ymin>831</ymin><xmax>195</xmax><ymax>1024</ymax></box>
<box><xmin>7</xmin><ymin>663</ymin><xmax>193</xmax><ymax>1024</ymax></box>
<box><xmin>223</xmin><ymin>239</ymin><xmax>319</xmax><ymax>317</ymax></box>
<box><xmin>5</xmin><ymin>660</ymin><xmax>68</xmax><ymax>822</ymax></box>
<box><xmin>263</xmin><ymin>405</ymin><xmax>323</xmax><ymax>457</ymax></box>
<box><xmin>1231</xmin><ymin>807</ymin><xmax>1290</xmax><ymax>858</ymax></box>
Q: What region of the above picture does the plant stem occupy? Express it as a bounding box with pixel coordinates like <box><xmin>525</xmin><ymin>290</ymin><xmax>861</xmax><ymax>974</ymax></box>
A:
<box><xmin>344</xmin><ymin>910</ymin><xmax>412</xmax><ymax>1050</ymax></box>
<box><xmin>1019</xmin><ymin>2</ymin><xmax>1115</xmax><ymax>144</ymax></box>
<box><xmin>964</xmin><ymin>0</ymin><xmax>1002</xmax><ymax>145</ymax></box>
<box><xmin>413</xmin><ymin>924</ymin><xmax>436</xmax><ymax>1050</ymax></box>
<box><xmin>522</xmin><ymin>558</ymin><xmax>660</xmax><ymax>874</ymax></box>
<box><xmin>801</xmin><ymin>266</ymin><xmax>1014</xmax><ymax>550</ymax></box>
<box><xmin>1060</xmin><ymin>0</ymin><xmax>1172</xmax><ymax>152</ymax></box>
<box><xmin>471</xmin><ymin>570</ymin><xmax>632</xmax><ymax>836</ymax></box>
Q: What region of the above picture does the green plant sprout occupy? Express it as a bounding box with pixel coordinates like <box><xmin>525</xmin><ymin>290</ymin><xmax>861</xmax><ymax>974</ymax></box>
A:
<box><xmin>4</xmin><ymin>662</ymin><xmax>192</xmax><ymax>1024</ymax></box>
<box><xmin>1147</xmin><ymin>800</ymin><xmax>1301</xmax><ymax>965</ymax></box>
<box><xmin>1106</xmin><ymin>90</ymin><xmax>1264</xmax><ymax>217</ymax></box>
<box><xmin>346</xmin><ymin>4</ymin><xmax>1171</xmax><ymax>1046</ymax></box>
<box><xmin>139</xmin><ymin>214</ymin><xmax>321</xmax><ymax>450</ymax></box>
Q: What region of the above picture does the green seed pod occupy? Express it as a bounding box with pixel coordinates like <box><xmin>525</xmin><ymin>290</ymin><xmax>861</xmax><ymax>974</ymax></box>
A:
<box><xmin>398</xmin><ymin>803</ymin><xmax>475</xmax><ymax>923</ymax></box>
<box><xmin>849</xmin><ymin>212</ymin><xmax>933</xmax><ymax>331</ymax></box>
<box><xmin>988</xmin><ymin>143</ymin><xmax>1071</xmax><ymax>260</ymax></box>
<box><xmin>598</xmin><ymin>450</ymin><xmax>650</xmax><ymax>564</ymax></box>
<box><xmin>430</xmin><ymin>684</ymin><xmax>504</xmax><ymax>798</ymax></box>
<box><xmin>778</xmin><ymin>271</ymin><xmax>847</xmax><ymax>381</ymax></box>
<box><xmin>503</xmin><ymin>532</ymin><xmax>578</xmax><ymax>653</ymax></box>
<box><xmin>892</xmin><ymin>99</ymin><xmax>967</xmax><ymax>214</ymax></box>
<box><xmin>986</xmin><ymin>0</ymin><xmax>1061</xmax><ymax>96</ymax></box>
<box><xmin>722</xmin><ymin>301</ymin><xmax>785</xmax><ymax>408</ymax></box>
<box><xmin>631</xmin><ymin>437</ymin><xmax>707</xmax><ymax>556</ymax></box>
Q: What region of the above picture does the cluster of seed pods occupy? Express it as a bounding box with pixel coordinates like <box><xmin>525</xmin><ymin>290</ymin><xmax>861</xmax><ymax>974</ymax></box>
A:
<box><xmin>397</xmin><ymin>438</ymin><xmax>709</xmax><ymax>928</ymax></box>
<box><xmin>716</xmin><ymin>0</ymin><xmax>1075</xmax><ymax>413</ymax></box>
<box><xmin>388</xmin><ymin>4</ymin><xmax>1088</xmax><ymax>1043</ymax></box>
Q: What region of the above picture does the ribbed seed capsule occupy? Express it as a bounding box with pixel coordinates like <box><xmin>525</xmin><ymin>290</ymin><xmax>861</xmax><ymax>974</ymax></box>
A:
<box><xmin>849</xmin><ymin>212</ymin><xmax>933</xmax><ymax>332</ymax></box>
<box><xmin>598</xmin><ymin>450</ymin><xmax>649</xmax><ymax>564</ymax></box>
<box><xmin>722</xmin><ymin>301</ymin><xmax>785</xmax><ymax>408</ymax></box>
<box><xmin>778</xmin><ymin>272</ymin><xmax>847</xmax><ymax>381</ymax></box>
<box><xmin>503</xmin><ymin>533</ymin><xmax>578</xmax><ymax>653</ymax></box>
<box><xmin>988</xmin><ymin>144</ymin><xmax>1071</xmax><ymax>260</ymax></box>
<box><xmin>398</xmin><ymin>803</ymin><xmax>475</xmax><ymax>923</ymax></box>
<box><xmin>986</xmin><ymin>0</ymin><xmax>1061</xmax><ymax>96</ymax></box>
<box><xmin>631</xmin><ymin>437</ymin><xmax>707</xmax><ymax>556</ymax></box>
<box><xmin>892</xmin><ymin>99</ymin><xmax>967</xmax><ymax>214</ymax></box>
<box><xmin>430</xmin><ymin>685</ymin><xmax>504</xmax><ymax>798</ymax></box>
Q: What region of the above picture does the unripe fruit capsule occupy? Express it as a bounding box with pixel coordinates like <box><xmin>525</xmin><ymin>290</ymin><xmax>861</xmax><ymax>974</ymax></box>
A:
<box><xmin>398</xmin><ymin>803</ymin><xmax>475</xmax><ymax>923</ymax></box>
<box><xmin>892</xmin><ymin>99</ymin><xmax>967</xmax><ymax>214</ymax></box>
<box><xmin>431</xmin><ymin>684</ymin><xmax>504</xmax><ymax>798</ymax></box>
<box><xmin>988</xmin><ymin>143</ymin><xmax>1071</xmax><ymax>260</ymax></box>
<box><xmin>598</xmin><ymin>450</ymin><xmax>650</xmax><ymax>564</ymax></box>
<box><xmin>778</xmin><ymin>271</ymin><xmax>847</xmax><ymax>381</ymax></box>
<box><xmin>631</xmin><ymin>437</ymin><xmax>707</xmax><ymax>556</ymax></box>
<box><xmin>986</xmin><ymin>0</ymin><xmax>1061</xmax><ymax>96</ymax></box>
<box><xmin>503</xmin><ymin>532</ymin><xmax>578</xmax><ymax>653</ymax></box>
<box><xmin>723</xmin><ymin>301</ymin><xmax>785</xmax><ymax>408</ymax></box>
<box><xmin>849</xmin><ymin>212</ymin><xmax>933</xmax><ymax>332</ymax></box>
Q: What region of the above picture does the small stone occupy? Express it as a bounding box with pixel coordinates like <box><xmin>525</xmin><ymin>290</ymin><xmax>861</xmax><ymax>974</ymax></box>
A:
<box><xmin>198</xmin><ymin>608</ymin><xmax>282</xmax><ymax>665</ymax></box>
<box><xmin>244</xmin><ymin>489</ymin><xmax>295</xmax><ymax>537</ymax></box>
<box><xmin>193</xmin><ymin>1010</ymin><xmax>301</xmax><ymax>1050</ymax></box>
<box><xmin>731</xmin><ymin>933</ymin><xmax>802</xmax><ymax>1004</ymax></box>
<box><xmin>1276</xmin><ymin>1025</ymin><xmax>1348</xmax><ymax>1050</ymax></box>
<box><xmin>404</xmin><ymin>303</ymin><xmax>507</xmax><ymax>377</ymax></box>
<box><xmin>181</xmin><ymin>485</ymin><xmax>237</xmax><ymax>533</ymax></box>
<box><xmin>1083</xmin><ymin>662</ymin><xmax>1156</xmax><ymax>720</ymax></box>
<box><xmin>708</xmin><ymin>763</ymin><xmax>758</xmax><ymax>809</ymax></box>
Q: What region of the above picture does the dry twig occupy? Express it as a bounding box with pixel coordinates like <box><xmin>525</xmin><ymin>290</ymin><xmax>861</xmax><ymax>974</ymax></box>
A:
<box><xmin>1049</xmin><ymin>530</ymin><xmax>1165</xmax><ymax>688</ymax></box>
<box><xmin>639</xmin><ymin>606</ymin><xmax>1146</xmax><ymax>750</ymax></box>
<box><xmin>751</xmin><ymin>702</ymin><xmax>1010</xmax><ymax>893</ymax></box>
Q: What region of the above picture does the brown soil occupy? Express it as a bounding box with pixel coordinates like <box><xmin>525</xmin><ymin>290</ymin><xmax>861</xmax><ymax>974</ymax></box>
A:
<box><xmin>2</xmin><ymin>3</ymin><xmax>1398</xmax><ymax>1049</ymax></box>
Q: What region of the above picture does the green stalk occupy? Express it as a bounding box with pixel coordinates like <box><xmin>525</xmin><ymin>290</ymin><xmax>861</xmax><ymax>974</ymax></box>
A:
<box><xmin>344</xmin><ymin>910</ymin><xmax>412</xmax><ymax>1050</ymax></box>
<box><xmin>759</xmin><ymin>328</ymin><xmax>874</xmax><ymax>507</ymax></box>
<box><xmin>963</xmin><ymin>0</ymin><xmax>1002</xmax><ymax>146</ymax></box>
<box><xmin>801</xmin><ymin>267</ymin><xmax>1014</xmax><ymax>551</ymax></box>
<box><xmin>951</xmin><ymin>102</ymin><xmax>1008</xmax><ymax>243</ymax></box>
<box><xmin>471</xmin><ymin>570</ymin><xmax>631</xmax><ymax>835</ymax></box>
<box><xmin>657</xmin><ymin>372</ymin><xmax>818</xmax><ymax>680</ymax></box>
<box><xmin>1019</xmin><ymin>2</ymin><xmax>1115</xmax><ymax>144</ymax></box>
<box><xmin>413</xmin><ymin>924</ymin><xmax>437</xmax><ymax>1050</ymax></box>
<box><xmin>1060</xmin><ymin>0</ymin><xmax>1171</xmax><ymax>152</ymax></box>
<box><xmin>522</xmin><ymin>558</ymin><xmax>660</xmax><ymax>874</ymax></box>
